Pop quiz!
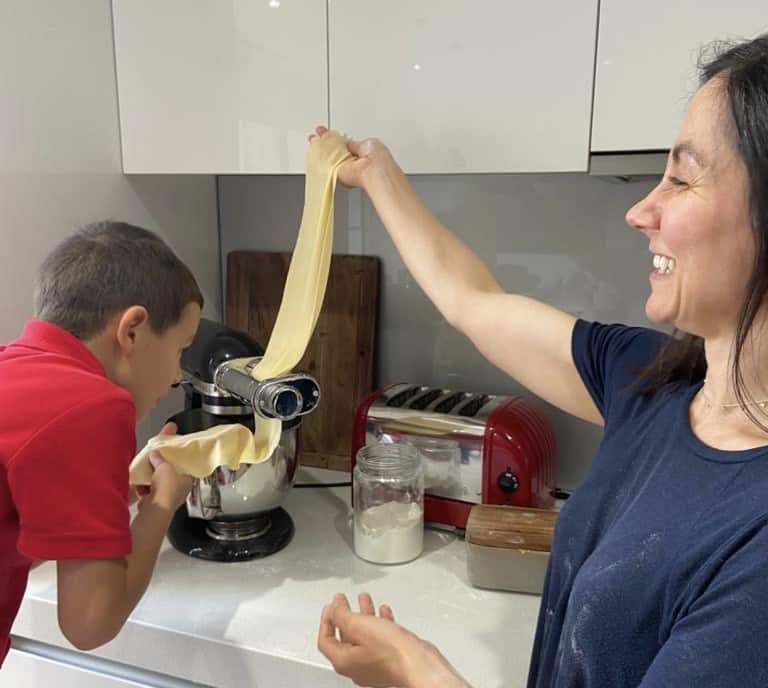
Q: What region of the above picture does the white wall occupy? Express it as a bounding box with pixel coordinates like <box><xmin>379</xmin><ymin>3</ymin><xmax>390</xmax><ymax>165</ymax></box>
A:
<box><xmin>218</xmin><ymin>173</ymin><xmax>659</xmax><ymax>489</ymax></box>
<box><xmin>0</xmin><ymin>1</ymin><xmax>220</xmax><ymax>442</ymax></box>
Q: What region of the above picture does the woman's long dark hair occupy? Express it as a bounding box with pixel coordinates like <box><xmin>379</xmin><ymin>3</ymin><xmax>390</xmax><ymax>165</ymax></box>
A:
<box><xmin>637</xmin><ymin>34</ymin><xmax>768</xmax><ymax>430</ymax></box>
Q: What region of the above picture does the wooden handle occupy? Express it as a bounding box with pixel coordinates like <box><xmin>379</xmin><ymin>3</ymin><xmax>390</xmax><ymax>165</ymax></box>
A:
<box><xmin>466</xmin><ymin>504</ymin><xmax>557</xmax><ymax>552</ymax></box>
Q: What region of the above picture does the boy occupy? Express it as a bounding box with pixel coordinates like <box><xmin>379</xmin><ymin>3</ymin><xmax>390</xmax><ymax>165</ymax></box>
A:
<box><xmin>0</xmin><ymin>221</ymin><xmax>200</xmax><ymax>665</ymax></box>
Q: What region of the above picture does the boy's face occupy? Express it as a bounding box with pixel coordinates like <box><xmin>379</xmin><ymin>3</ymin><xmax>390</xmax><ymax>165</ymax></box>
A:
<box><xmin>118</xmin><ymin>302</ymin><xmax>201</xmax><ymax>421</ymax></box>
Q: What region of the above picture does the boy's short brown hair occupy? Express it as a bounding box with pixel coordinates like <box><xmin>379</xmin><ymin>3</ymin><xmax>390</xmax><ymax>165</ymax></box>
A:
<box><xmin>34</xmin><ymin>221</ymin><xmax>204</xmax><ymax>340</ymax></box>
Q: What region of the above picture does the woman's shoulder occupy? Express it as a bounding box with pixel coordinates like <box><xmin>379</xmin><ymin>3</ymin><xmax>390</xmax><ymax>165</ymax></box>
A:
<box><xmin>576</xmin><ymin>319</ymin><xmax>668</xmax><ymax>355</ymax></box>
<box><xmin>574</xmin><ymin>320</ymin><xmax>670</xmax><ymax>386</ymax></box>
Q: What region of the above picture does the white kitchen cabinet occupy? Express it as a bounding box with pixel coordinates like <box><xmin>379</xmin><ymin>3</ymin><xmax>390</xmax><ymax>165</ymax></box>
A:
<box><xmin>328</xmin><ymin>0</ymin><xmax>599</xmax><ymax>173</ymax></box>
<box><xmin>3</xmin><ymin>643</ymin><xmax>206</xmax><ymax>687</ymax></box>
<box><xmin>3</xmin><ymin>649</ymin><xmax>153</xmax><ymax>687</ymax></box>
<box><xmin>112</xmin><ymin>0</ymin><xmax>327</xmax><ymax>173</ymax></box>
<box><xmin>592</xmin><ymin>2</ymin><xmax>768</xmax><ymax>152</ymax></box>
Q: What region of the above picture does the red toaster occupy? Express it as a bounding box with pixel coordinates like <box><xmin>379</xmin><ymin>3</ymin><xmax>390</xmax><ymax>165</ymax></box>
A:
<box><xmin>351</xmin><ymin>384</ymin><xmax>556</xmax><ymax>529</ymax></box>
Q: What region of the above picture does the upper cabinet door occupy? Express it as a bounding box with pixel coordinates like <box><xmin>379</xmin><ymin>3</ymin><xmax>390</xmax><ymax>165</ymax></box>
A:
<box><xmin>592</xmin><ymin>2</ymin><xmax>768</xmax><ymax>152</ymax></box>
<box><xmin>328</xmin><ymin>1</ymin><xmax>599</xmax><ymax>174</ymax></box>
<box><xmin>113</xmin><ymin>0</ymin><xmax>327</xmax><ymax>173</ymax></box>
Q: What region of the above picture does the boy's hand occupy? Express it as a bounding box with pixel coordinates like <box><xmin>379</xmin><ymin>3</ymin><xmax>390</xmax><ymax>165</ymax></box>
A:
<box><xmin>146</xmin><ymin>453</ymin><xmax>194</xmax><ymax>513</ymax></box>
<box><xmin>137</xmin><ymin>422</ymin><xmax>193</xmax><ymax>513</ymax></box>
<box><xmin>134</xmin><ymin>421</ymin><xmax>175</xmax><ymax>500</ymax></box>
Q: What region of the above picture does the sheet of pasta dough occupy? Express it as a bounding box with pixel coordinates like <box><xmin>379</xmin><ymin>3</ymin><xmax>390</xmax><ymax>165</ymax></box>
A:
<box><xmin>129</xmin><ymin>132</ymin><xmax>352</xmax><ymax>485</ymax></box>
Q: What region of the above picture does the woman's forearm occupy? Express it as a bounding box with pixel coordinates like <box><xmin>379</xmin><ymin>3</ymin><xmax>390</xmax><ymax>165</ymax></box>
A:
<box><xmin>403</xmin><ymin>639</ymin><xmax>473</xmax><ymax>688</ymax></box>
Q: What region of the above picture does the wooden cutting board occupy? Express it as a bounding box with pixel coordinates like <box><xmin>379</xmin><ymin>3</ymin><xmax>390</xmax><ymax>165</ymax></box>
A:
<box><xmin>225</xmin><ymin>250</ymin><xmax>379</xmax><ymax>471</ymax></box>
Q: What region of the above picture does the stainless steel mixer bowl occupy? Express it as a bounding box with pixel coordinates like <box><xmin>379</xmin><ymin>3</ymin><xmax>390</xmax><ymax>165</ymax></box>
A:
<box><xmin>186</xmin><ymin>421</ymin><xmax>300</xmax><ymax>521</ymax></box>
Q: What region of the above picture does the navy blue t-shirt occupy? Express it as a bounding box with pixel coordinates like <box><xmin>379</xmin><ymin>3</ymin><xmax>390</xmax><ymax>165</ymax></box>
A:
<box><xmin>528</xmin><ymin>320</ymin><xmax>768</xmax><ymax>688</ymax></box>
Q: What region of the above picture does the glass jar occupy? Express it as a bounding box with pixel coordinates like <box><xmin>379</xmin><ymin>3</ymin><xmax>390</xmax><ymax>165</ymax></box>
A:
<box><xmin>353</xmin><ymin>443</ymin><xmax>424</xmax><ymax>564</ymax></box>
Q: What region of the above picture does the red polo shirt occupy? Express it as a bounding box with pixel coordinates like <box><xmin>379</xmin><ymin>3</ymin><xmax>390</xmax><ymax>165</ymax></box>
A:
<box><xmin>0</xmin><ymin>321</ymin><xmax>136</xmax><ymax>665</ymax></box>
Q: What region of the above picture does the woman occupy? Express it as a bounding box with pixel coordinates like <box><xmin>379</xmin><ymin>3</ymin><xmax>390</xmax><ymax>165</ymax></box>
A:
<box><xmin>317</xmin><ymin>34</ymin><xmax>768</xmax><ymax>688</ymax></box>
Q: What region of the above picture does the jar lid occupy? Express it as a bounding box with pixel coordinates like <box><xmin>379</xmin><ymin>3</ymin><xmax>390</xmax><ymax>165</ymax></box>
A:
<box><xmin>356</xmin><ymin>443</ymin><xmax>422</xmax><ymax>476</ymax></box>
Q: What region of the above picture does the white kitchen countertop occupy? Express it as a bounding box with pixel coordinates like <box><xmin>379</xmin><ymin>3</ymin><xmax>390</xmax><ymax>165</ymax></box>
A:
<box><xmin>11</xmin><ymin>468</ymin><xmax>541</xmax><ymax>688</ymax></box>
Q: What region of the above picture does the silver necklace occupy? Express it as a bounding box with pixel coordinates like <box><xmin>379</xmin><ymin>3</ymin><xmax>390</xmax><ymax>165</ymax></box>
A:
<box><xmin>701</xmin><ymin>381</ymin><xmax>768</xmax><ymax>410</ymax></box>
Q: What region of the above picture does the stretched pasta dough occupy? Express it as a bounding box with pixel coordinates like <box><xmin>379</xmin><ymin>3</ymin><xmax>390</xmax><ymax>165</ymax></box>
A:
<box><xmin>250</xmin><ymin>131</ymin><xmax>352</xmax><ymax>379</ymax></box>
<box><xmin>129</xmin><ymin>131</ymin><xmax>352</xmax><ymax>485</ymax></box>
<box><xmin>129</xmin><ymin>421</ymin><xmax>281</xmax><ymax>485</ymax></box>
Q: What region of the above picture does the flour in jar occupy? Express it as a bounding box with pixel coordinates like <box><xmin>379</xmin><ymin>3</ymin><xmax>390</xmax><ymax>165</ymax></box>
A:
<box><xmin>354</xmin><ymin>501</ymin><xmax>424</xmax><ymax>564</ymax></box>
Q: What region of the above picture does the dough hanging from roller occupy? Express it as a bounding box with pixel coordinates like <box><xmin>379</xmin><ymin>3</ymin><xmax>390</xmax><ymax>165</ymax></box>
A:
<box><xmin>250</xmin><ymin>131</ymin><xmax>353</xmax><ymax>380</ymax></box>
<box><xmin>129</xmin><ymin>131</ymin><xmax>352</xmax><ymax>485</ymax></box>
<box><xmin>128</xmin><ymin>419</ymin><xmax>282</xmax><ymax>485</ymax></box>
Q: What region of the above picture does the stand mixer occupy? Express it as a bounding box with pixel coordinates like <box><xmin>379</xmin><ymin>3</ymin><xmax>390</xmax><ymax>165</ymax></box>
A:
<box><xmin>166</xmin><ymin>318</ymin><xmax>320</xmax><ymax>562</ymax></box>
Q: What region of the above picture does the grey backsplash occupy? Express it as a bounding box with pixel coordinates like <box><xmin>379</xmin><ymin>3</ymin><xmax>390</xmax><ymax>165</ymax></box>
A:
<box><xmin>218</xmin><ymin>173</ymin><xmax>659</xmax><ymax>489</ymax></box>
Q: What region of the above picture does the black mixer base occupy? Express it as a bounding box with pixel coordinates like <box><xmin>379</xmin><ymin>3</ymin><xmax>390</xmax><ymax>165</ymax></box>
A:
<box><xmin>168</xmin><ymin>506</ymin><xmax>295</xmax><ymax>562</ymax></box>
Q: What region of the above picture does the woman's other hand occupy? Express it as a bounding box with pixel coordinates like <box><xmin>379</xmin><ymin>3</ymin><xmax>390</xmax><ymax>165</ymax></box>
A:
<box><xmin>318</xmin><ymin>592</ymin><xmax>469</xmax><ymax>688</ymax></box>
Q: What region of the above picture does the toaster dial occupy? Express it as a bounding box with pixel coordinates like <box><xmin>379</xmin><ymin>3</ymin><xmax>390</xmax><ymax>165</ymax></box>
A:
<box><xmin>497</xmin><ymin>468</ymin><xmax>520</xmax><ymax>493</ymax></box>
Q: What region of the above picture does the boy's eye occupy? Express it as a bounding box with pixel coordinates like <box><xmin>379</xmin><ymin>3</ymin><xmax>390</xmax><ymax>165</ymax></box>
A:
<box><xmin>668</xmin><ymin>176</ymin><xmax>687</xmax><ymax>187</ymax></box>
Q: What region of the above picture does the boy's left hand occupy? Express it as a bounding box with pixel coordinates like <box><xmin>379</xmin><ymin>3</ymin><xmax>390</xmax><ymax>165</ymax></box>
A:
<box><xmin>133</xmin><ymin>422</ymin><xmax>177</xmax><ymax>501</ymax></box>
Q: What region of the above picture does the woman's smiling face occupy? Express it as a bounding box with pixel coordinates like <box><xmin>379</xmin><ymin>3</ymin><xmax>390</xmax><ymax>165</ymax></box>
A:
<box><xmin>625</xmin><ymin>77</ymin><xmax>755</xmax><ymax>340</ymax></box>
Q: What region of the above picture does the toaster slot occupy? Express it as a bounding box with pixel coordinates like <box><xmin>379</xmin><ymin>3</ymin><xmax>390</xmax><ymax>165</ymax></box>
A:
<box><xmin>408</xmin><ymin>388</ymin><xmax>443</xmax><ymax>410</ymax></box>
<box><xmin>386</xmin><ymin>386</ymin><xmax>423</xmax><ymax>408</ymax></box>
<box><xmin>434</xmin><ymin>391</ymin><xmax>469</xmax><ymax>413</ymax></box>
<box><xmin>457</xmin><ymin>394</ymin><xmax>490</xmax><ymax>417</ymax></box>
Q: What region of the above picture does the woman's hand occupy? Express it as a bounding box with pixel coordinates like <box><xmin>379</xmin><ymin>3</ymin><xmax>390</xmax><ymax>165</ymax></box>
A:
<box><xmin>309</xmin><ymin>126</ymin><xmax>399</xmax><ymax>190</ymax></box>
<box><xmin>318</xmin><ymin>593</ymin><xmax>468</xmax><ymax>688</ymax></box>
